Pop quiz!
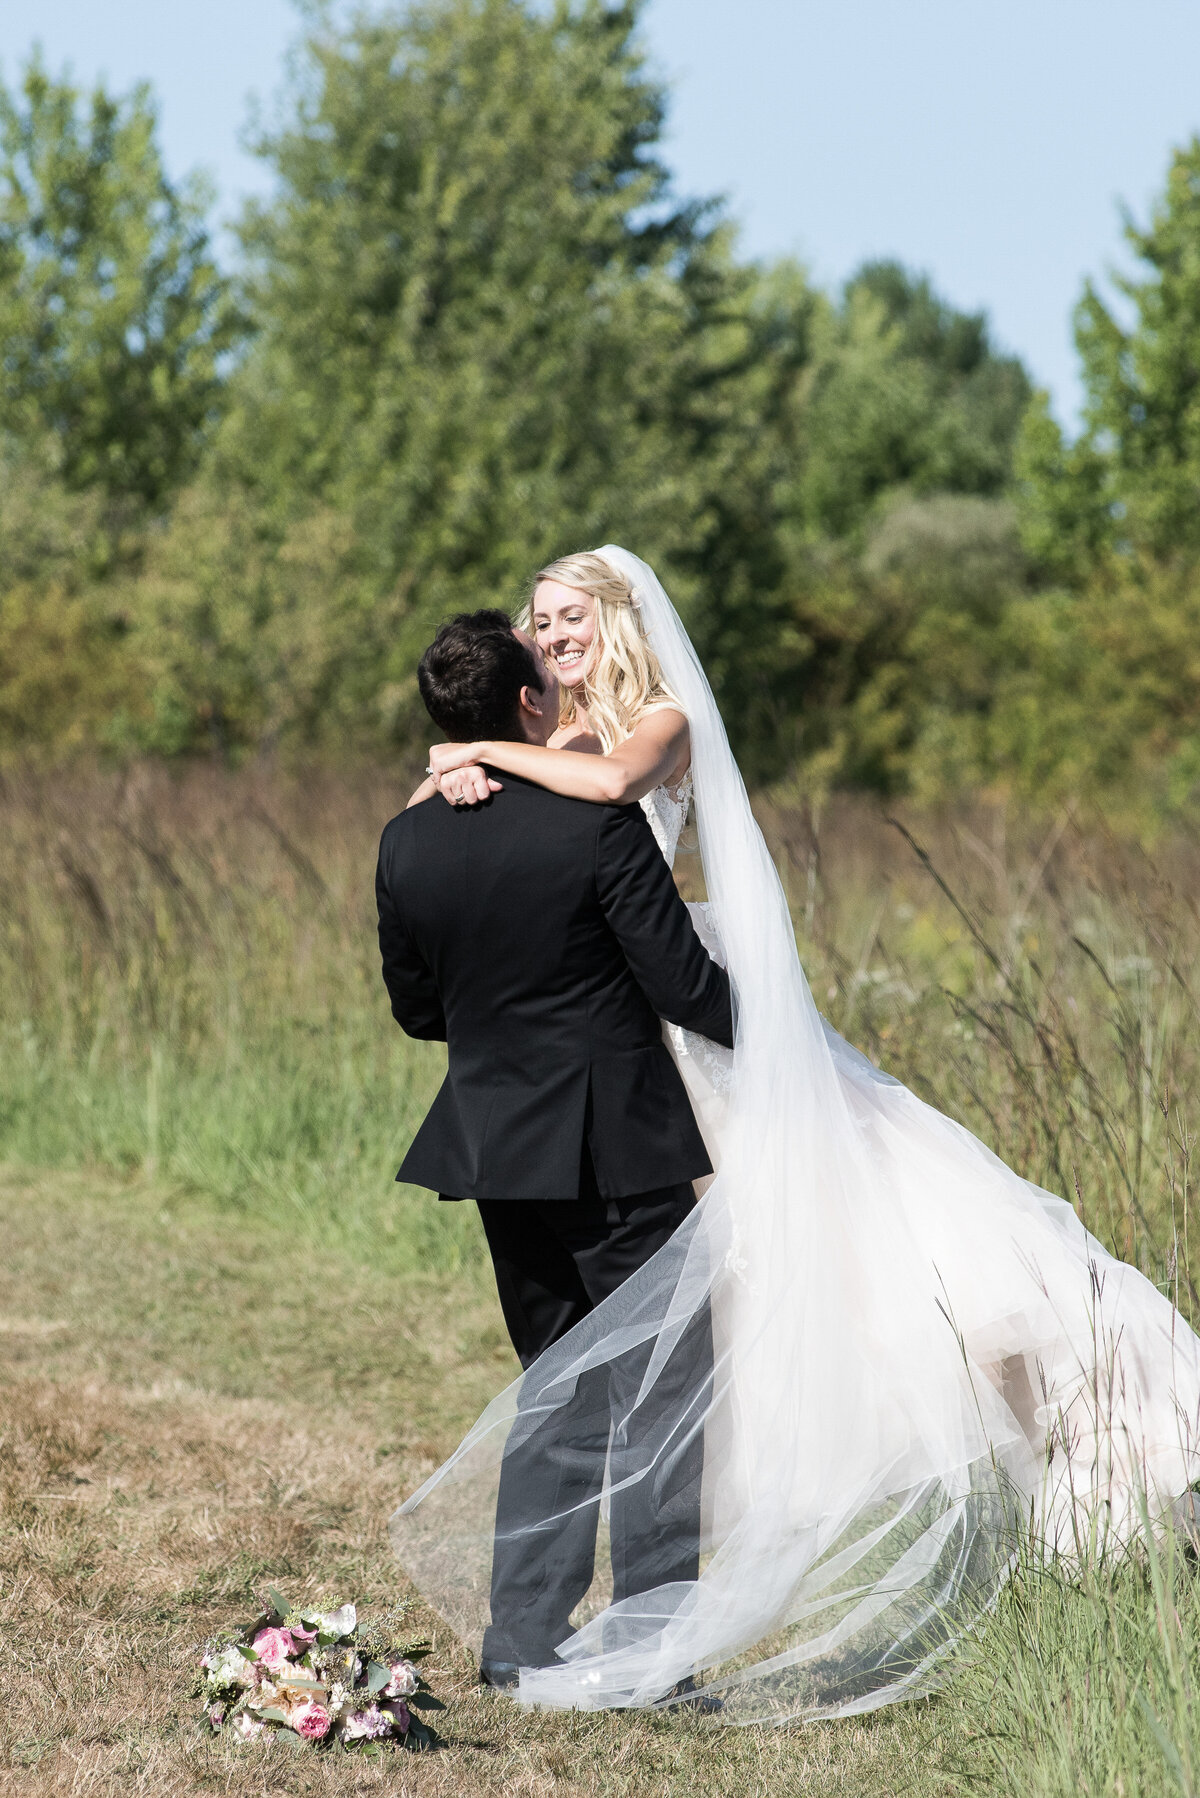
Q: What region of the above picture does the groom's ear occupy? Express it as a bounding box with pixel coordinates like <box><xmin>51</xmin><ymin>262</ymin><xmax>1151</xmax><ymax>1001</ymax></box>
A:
<box><xmin>516</xmin><ymin>680</ymin><xmax>554</xmax><ymax>745</ymax></box>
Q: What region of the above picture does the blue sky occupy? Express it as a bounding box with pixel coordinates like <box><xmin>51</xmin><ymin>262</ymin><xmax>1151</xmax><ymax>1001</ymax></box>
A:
<box><xmin>2</xmin><ymin>0</ymin><xmax>1199</xmax><ymax>424</ymax></box>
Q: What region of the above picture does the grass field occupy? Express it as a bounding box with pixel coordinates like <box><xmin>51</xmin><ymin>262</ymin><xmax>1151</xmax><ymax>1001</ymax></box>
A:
<box><xmin>3</xmin><ymin>764</ymin><xmax>1200</xmax><ymax>1795</ymax></box>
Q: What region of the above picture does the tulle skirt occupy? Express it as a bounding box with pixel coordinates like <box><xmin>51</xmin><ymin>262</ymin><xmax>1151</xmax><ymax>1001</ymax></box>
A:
<box><xmin>391</xmin><ymin>991</ymin><xmax>1200</xmax><ymax>1723</ymax></box>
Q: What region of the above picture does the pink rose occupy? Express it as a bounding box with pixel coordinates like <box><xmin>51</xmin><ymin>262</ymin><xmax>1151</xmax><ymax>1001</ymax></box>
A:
<box><xmin>252</xmin><ymin>1627</ymin><xmax>299</xmax><ymax>1671</ymax></box>
<box><xmin>289</xmin><ymin>1700</ymin><xmax>332</xmax><ymax>1740</ymax></box>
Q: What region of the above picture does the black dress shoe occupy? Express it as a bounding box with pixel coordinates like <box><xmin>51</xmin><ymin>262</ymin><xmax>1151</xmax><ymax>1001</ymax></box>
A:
<box><xmin>663</xmin><ymin>1676</ymin><xmax>724</xmax><ymax>1714</ymax></box>
<box><xmin>478</xmin><ymin>1659</ymin><xmax>521</xmax><ymax>1690</ymax></box>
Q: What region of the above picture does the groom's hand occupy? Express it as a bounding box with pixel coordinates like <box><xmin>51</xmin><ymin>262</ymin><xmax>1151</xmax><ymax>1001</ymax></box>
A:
<box><xmin>429</xmin><ymin>741</ymin><xmax>501</xmax><ymax>807</ymax></box>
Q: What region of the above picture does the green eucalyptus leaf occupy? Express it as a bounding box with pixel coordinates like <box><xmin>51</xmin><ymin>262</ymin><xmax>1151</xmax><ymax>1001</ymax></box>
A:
<box><xmin>266</xmin><ymin>1586</ymin><xmax>292</xmax><ymax>1619</ymax></box>
<box><xmin>366</xmin><ymin>1661</ymin><xmax>389</xmax><ymax>1695</ymax></box>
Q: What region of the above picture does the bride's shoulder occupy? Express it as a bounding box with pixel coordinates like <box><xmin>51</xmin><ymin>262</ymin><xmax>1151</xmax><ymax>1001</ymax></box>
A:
<box><xmin>636</xmin><ymin>703</ymin><xmax>690</xmax><ymax>751</ymax></box>
<box><xmin>548</xmin><ymin>723</ymin><xmax>604</xmax><ymax>755</ymax></box>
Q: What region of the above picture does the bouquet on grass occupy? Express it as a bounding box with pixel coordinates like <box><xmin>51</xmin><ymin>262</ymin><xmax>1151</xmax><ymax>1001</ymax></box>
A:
<box><xmin>198</xmin><ymin>1587</ymin><xmax>444</xmax><ymax>1751</ymax></box>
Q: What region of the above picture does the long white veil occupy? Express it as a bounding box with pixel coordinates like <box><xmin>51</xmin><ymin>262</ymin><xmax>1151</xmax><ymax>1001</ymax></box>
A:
<box><xmin>390</xmin><ymin>548</ymin><xmax>1200</xmax><ymax>1720</ymax></box>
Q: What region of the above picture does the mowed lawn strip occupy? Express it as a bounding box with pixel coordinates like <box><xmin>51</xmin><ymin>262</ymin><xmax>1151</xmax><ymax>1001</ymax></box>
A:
<box><xmin>0</xmin><ymin>1170</ymin><xmax>946</xmax><ymax>1797</ymax></box>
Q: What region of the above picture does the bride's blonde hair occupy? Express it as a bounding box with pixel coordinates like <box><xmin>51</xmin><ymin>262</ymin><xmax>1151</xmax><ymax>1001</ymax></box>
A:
<box><xmin>524</xmin><ymin>551</ymin><xmax>681</xmax><ymax>752</ymax></box>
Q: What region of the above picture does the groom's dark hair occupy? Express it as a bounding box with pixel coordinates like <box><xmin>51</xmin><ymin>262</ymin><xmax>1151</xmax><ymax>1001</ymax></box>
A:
<box><xmin>418</xmin><ymin>609</ymin><xmax>548</xmax><ymax>742</ymax></box>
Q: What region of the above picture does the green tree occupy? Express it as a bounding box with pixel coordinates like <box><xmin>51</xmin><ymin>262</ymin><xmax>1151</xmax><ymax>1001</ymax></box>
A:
<box><xmin>189</xmin><ymin>0</ymin><xmax>758</xmax><ymax>751</ymax></box>
<box><xmin>0</xmin><ymin>57</ymin><xmax>239</xmax><ymax>509</ymax></box>
<box><xmin>0</xmin><ymin>5</ymin><xmax>1044</xmax><ymax>785</ymax></box>
<box><xmin>127</xmin><ymin>487</ymin><xmax>366</xmax><ymax>757</ymax></box>
<box><xmin>996</xmin><ymin>138</ymin><xmax>1200</xmax><ymax>817</ymax></box>
<box><xmin>1018</xmin><ymin>138</ymin><xmax>1200</xmax><ymax>574</ymax></box>
<box><xmin>0</xmin><ymin>441</ymin><xmax>148</xmax><ymax>755</ymax></box>
<box><xmin>697</xmin><ymin>261</ymin><xmax>1033</xmax><ymax>789</ymax></box>
<box><xmin>790</xmin><ymin>261</ymin><xmax>1031</xmax><ymax>543</ymax></box>
<box><xmin>983</xmin><ymin>558</ymin><xmax>1200</xmax><ymax>817</ymax></box>
<box><xmin>1011</xmin><ymin>391</ymin><xmax>1111</xmax><ymax>584</ymax></box>
<box><xmin>711</xmin><ymin>494</ymin><xmax>1029</xmax><ymax>799</ymax></box>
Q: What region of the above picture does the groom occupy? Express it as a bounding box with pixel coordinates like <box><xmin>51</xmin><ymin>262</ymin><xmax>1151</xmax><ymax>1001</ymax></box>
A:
<box><xmin>376</xmin><ymin>609</ymin><xmax>733</xmax><ymax>1685</ymax></box>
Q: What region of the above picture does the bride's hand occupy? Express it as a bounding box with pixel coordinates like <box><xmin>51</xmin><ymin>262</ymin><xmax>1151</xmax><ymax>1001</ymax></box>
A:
<box><xmin>428</xmin><ymin>742</ymin><xmax>502</xmax><ymax>808</ymax></box>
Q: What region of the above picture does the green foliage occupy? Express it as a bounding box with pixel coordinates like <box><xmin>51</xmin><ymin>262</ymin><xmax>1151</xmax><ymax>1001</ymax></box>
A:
<box><xmin>1075</xmin><ymin>139</ymin><xmax>1200</xmax><ymax>561</ymax></box>
<box><xmin>12</xmin><ymin>0</ymin><xmax>1200</xmax><ymax>817</ymax></box>
<box><xmin>704</xmin><ymin>494</ymin><xmax>1032</xmax><ymax>797</ymax></box>
<box><xmin>999</xmin><ymin>139</ymin><xmax>1200</xmax><ymax>814</ymax></box>
<box><xmin>791</xmin><ymin>261</ymin><xmax>1031</xmax><ymax>542</ymax></box>
<box><xmin>126</xmin><ymin>485</ymin><xmax>373</xmax><ymax>757</ymax></box>
<box><xmin>684</xmin><ymin>257</ymin><xmax>1032</xmax><ymax>786</ymax></box>
<box><xmin>982</xmin><ymin>557</ymin><xmax>1200</xmax><ymax>818</ymax></box>
<box><xmin>1011</xmin><ymin>391</ymin><xmax>1112</xmax><ymax>585</ymax></box>
<box><xmin>0</xmin><ymin>55</ymin><xmax>242</xmax><ymax>761</ymax></box>
<box><xmin>944</xmin><ymin>1529</ymin><xmax>1200</xmax><ymax>1798</ymax></box>
<box><xmin>209</xmin><ymin>0</ymin><xmax>754</xmax><ymax>730</ymax></box>
<box><xmin>1019</xmin><ymin>138</ymin><xmax>1200</xmax><ymax>575</ymax></box>
<box><xmin>0</xmin><ymin>444</ymin><xmax>150</xmax><ymax>753</ymax></box>
<box><xmin>0</xmin><ymin>56</ymin><xmax>240</xmax><ymax>509</ymax></box>
<box><xmin>0</xmin><ymin>3</ymin><xmax>1039</xmax><ymax>782</ymax></box>
<box><xmin>179</xmin><ymin>4</ymin><xmax>1029</xmax><ymax>771</ymax></box>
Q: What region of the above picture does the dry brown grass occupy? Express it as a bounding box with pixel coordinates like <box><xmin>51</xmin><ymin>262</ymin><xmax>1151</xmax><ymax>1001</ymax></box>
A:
<box><xmin>1</xmin><ymin>1371</ymin><xmax>398</xmax><ymax>1793</ymax></box>
<box><xmin>0</xmin><ymin>1169</ymin><xmax>945</xmax><ymax>1797</ymax></box>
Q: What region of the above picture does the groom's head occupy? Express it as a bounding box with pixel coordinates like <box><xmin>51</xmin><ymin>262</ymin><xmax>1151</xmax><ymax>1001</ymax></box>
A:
<box><xmin>418</xmin><ymin>609</ymin><xmax>558</xmax><ymax>746</ymax></box>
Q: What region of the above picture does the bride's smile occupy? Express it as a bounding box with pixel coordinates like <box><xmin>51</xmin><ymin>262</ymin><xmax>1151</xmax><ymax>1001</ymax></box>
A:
<box><xmin>531</xmin><ymin>581</ymin><xmax>596</xmax><ymax>689</ymax></box>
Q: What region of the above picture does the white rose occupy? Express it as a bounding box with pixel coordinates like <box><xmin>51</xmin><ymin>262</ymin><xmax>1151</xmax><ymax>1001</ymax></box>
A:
<box><xmin>204</xmin><ymin>1645</ymin><xmax>256</xmax><ymax>1689</ymax></box>
<box><xmin>317</xmin><ymin>1603</ymin><xmax>356</xmax><ymax>1638</ymax></box>
<box><xmin>384</xmin><ymin>1660</ymin><xmax>419</xmax><ymax>1698</ymax></box>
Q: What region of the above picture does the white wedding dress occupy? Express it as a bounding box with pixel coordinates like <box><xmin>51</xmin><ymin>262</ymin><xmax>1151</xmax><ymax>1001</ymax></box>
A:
<box><xmin>391</xmin><ymin>547</ymin><xmax>1200</xmax><ymax>1723</ymax></box>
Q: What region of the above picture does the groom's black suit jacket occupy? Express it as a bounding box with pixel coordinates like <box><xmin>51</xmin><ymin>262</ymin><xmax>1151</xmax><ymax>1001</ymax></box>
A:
<box><xmin>376</xmin><ymin>770</ymin><xmax>733</xmax><ymax>1202</ymax></box>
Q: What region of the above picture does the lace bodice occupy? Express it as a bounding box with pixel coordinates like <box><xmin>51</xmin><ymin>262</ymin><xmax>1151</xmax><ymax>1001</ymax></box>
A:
<box><xmin>639</xmin><ymin>771</ymin><xmax>693</xmax><ymax>870</ymax></box>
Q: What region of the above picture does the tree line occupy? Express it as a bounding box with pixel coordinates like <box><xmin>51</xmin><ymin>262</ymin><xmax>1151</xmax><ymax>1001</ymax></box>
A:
<box><xmin>2</xmin><ymin>0</ymin><xmax>1199</xmax><ymax>814</ymax></box>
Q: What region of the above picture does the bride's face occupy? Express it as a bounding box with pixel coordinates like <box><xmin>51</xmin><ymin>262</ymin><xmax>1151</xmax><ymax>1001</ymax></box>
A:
<box><xmin>531</xmin><ymin>582</ymin><xmax>596</xmax><ymax>694</ymax></box>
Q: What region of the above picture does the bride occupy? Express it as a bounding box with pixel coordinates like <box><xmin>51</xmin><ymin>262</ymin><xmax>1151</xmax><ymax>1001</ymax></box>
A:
<box><xmin>391</xmin><ymin>545</ymin><xmax>1200</xmax><ymax>1722</ymax></box>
